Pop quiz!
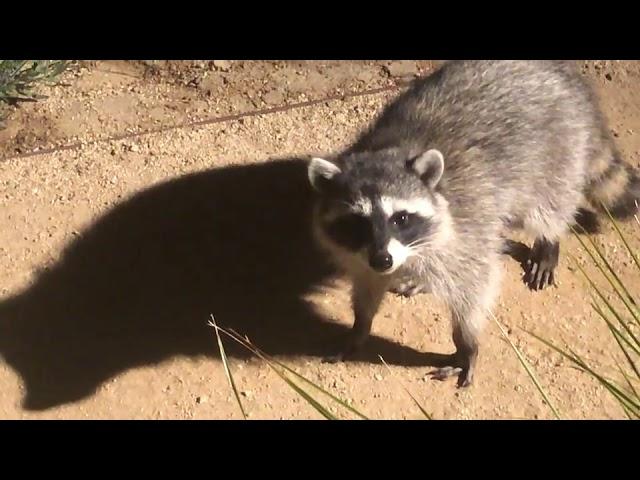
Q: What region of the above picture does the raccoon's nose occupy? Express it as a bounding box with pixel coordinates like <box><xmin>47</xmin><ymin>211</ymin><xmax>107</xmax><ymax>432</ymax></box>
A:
<box><xmin>369</xmin><ymin>252</ymin><xmax>393</xmax><ymax>272</ymax></box>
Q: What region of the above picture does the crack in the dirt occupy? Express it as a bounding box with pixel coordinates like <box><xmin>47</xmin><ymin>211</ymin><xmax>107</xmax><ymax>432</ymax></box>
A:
<box><xmin>1</xmin><ymin>84</ymin><xmax>403</xmax><ymax>162</ymax></box>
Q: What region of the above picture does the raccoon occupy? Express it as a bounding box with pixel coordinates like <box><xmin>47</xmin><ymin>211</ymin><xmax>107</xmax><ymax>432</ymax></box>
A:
<box><xmin>307</xmin><ymin>60</ymin><xmax>640</xmax><ymax>387</ymax></box>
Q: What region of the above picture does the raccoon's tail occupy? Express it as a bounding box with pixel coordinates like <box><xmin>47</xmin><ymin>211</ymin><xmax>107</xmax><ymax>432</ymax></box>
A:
<box><xmin>585</xmin><ymin>146</ymin><xmax>640</xmax><ymax>221</ymax></box>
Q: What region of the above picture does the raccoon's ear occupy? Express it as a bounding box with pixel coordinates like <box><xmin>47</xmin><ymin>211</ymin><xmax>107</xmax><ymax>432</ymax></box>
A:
<box><xmin>307</xmin><ymin>157</ymin><xmax>342</xmax><ymax>192</ymax></box>
<box><xmin>408</xmin><ymin>149</ymin><xmax>444</xmax><ymax>189</ymax></box>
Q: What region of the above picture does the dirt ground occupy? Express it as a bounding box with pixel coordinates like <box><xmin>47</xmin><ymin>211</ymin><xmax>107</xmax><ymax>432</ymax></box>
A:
<box><xmin>0</xmin><ymin>60</ymin><xmax>639</xmax><ymax>419</ymax></box>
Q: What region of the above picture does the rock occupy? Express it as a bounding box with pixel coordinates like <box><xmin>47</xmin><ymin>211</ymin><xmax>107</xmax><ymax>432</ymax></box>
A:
<box><xmin>384</xmin><ymin>61</ymin><xmax>419</xmax><ymax>78</ymax></box>
<box><xmin>229</xmin><ymin>94</ymin><xmax>254</xmax><ymax>112</ymax></box>
<box><xmin>356</xmin><ymin>69</ymin><xmax>378</xmax><ymax>83</ymax></box>
<box><xmin>263</xmin><ymin>90</ymin><xmax>285</xmax><ymax>106</ymax></box>
<box><xmin>148</xmin><ymin>106</ymin><xmax>166</xmax><ymax>122</ymax></box>
<box><xmin>213</xmin><ymin>60</ymin><xmax>232</xmax><ymax>72</ymax></box>
<box><xmin>198</xmin><ymin>76</ymin><xmax>225</xmax><ymax>96</ymax></box>
<box><xmin>306</xmin><ymin>70</ymin><xmax>329</xmax><ymax>93</ymax></box>
<box><xmin>196</xmin><ymin>395</ymin><xmax>208</xmax><ymax>404</ymax></box>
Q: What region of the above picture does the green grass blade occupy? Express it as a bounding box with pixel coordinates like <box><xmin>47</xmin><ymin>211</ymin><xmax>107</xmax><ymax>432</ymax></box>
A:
<box><xmin>490</xmin><ymin>312</ymin><xmax>561</xmax><ymax>419</ymax></box>
<box><xmin>621</xmin><ymin>403</ymin><xmax>634</xmax><ymax>420</ymax></box>
<box><xmin>592</xmin><ymin>301</ymin><xmax>640</xmax><ymax>380</ymax></box>
<box><xmin>379</xmin><ymin>355</ymin><xmax>432</xmax><ymax>419</ymax></box>
<box><xmin>602</xmin><ymin>203</ymin><xmax>640</xmax><ymax>273</ymax></box>
<box><xmin>219</xmin><ymin>327</ymin><xmax>368</xmax><ymax>419</ymax></box>
<box><xmin>566</xmin><ymin>345</ymin><xmax>640</xmax><ymax>417</ymax></box>
<box><xmin>615</xmin><ymin>360</ymin><xmax>639</xmax><ymax>401</ymax></box>
<box><xmin>571</xmin><ymin>224</ymin><xmax>638</xmax><ymax>313</ymax></box>
<box><xmin>270</xmin><ymin>358</ymin><xmax>369</xmax><ymax>419</ymax></box>
<box><xmin>569</xmin><ymin>233</ymin><xmax>639</xmax><ymax>327</ymax></box>
<box><xmin>208</xmin><ymin>316</ymin><xmax>247</xmax><ymax>419</ymax></box>
<box><xmin>570</xmin><ymin>254</ymin><xmax>640</xmax><ymax>348</ymax></box>
<box><xmin>528</xmin><ymin>329</ymin><xmax>640</xmax><ymax>414</ymax></box>
<box><xmin>591</xmin><ymin>292</ymin><xmax>640</xmax><ymax>355</ymax></box>
<box><xmin>562</xmin><ymin>344</ymin><xmax>631</xmax><ymax>403</ymax></box>
<box><xmin>211</xmin><ymin>324</ymin><xmax>342</xmax><ymax>419</ymax></box>
<box><xmin>610</xmin><ymin>355</ymin><xmax>637</xmax><ymax>419</ymax></box>
<box><xmin>277</xmin><ymin>372</ymin><xmax>338</xmax><ymax>420</ymax></box>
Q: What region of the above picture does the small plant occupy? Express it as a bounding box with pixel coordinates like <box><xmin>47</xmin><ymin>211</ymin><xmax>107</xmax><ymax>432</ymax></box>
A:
<box><xmin>527</xmin><ymin>206</ymin><xmax>639</xmax><ymax>419</ymax></box>
<box><xmin>208</xmin><ymin>315</ymin><xmax>430</xmax><ymax>420</ymax></box>
<box><xmin>0</xmin><ymin>60</ymin><xmax>70</xmax><ymax>122</ymax></box>
<box><xmin>491</xmin><ymin>311</ymin><xmax>562</xmax><ymax>419</ymax></box>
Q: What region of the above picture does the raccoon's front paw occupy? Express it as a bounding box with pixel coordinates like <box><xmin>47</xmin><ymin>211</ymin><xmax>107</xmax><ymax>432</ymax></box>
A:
<box><xmin>389</xmin><ymin>280</ymin><xmax>429</xmax><ymax>297</ymax></box>
<box><xmin>322</xmin><ymin>332</ymin><xmax>365</xmax><ymax>364</ymax></box>
<box><xmin>427</xmin><ymin>365</ymin><xmax>473</xmax><ymax>388</ymax></box>
<box><xmin>426</xmin><ymin>354</ymin><xmax>474</xmax><ymax>388</ymax></box>
<box><xmin>524</xmin><ymin>237</ymin><xmax>560</xmax><ymax>291</ymax></box>
<box><xmin>322</xmin><ymin>348</ymin><xmax>356</xmax><ymax>364</ymax></box>
<box><xmin>524</xmin><ymin>261</ymin><xmax>555</xmax><ymax>291</ymax></box>
<box><xmin>322</xmin><ymin>352</ymin><xmax>347</xmax><ymax>364</ymax></box>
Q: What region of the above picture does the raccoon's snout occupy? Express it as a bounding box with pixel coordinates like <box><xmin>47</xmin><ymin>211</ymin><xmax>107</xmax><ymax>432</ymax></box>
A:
<box><xmin>369</xmin><ymin>251</ymin><xmax>393</xmax><ymax>273</ymax></box>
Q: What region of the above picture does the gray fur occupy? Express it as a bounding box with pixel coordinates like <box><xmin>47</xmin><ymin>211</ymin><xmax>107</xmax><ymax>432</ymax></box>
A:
<box><xmin>309</xmin><ymin>60</ymin><xmax>640</xmax><ymax>387</ymax></box>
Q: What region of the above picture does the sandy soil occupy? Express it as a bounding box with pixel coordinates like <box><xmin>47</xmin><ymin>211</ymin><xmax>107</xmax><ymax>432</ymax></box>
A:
<box><xmin>0</xmin><ymin>60</ymin><xmax>638</xmax><ymax>419</ymax></box>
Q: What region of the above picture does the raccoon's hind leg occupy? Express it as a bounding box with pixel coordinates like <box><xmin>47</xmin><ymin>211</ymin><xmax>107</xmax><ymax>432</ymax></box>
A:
<box><xmin>323</xmin><ymin>274</ymin><xmax>388</xmax><ymax>363</ymax></box>
<box><xmin>523</xmin><ymin>207</ymin><xmax>600</xmax><ymax>290</ymax></box>
<box><xmin>521</xmin><ymin>199</ymin><xmax>579</xmax><ymax>291</ymax></box>
<box><xmin>523</xmin><ymin>237</ymin><xmax>560</xmax><ymax>291</ymax></box>
<box><xmin>572</xmin><ymin>207</ymin><xmax>601</xmax><ymax>234</ymax></box>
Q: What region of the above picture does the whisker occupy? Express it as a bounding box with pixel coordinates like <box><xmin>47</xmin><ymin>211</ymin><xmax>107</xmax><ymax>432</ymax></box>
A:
<box><xmin>408</xmin><ymin>251</ymin><xmax>427</xmax><ymax>261</ymax></box>
<box><xmin>408</xmin><ymin>242</ymin><xmax>432</xmax><ymax>250</ymax></box>
<box><xmin>406</xmin><ymin>238</ymin><xmax>430</xmax><ymax>248</ymax></box>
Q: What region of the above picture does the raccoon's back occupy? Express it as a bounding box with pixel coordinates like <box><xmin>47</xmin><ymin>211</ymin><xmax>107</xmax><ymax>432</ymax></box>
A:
<box><xmin>353</xmin><ymin>60</ymin><xmax>597</xmax><ymax>157</ymax></box>
<box><xmin>353</xmin><ymin>60</ymin><xmax>605</xmax><ymax>219</ymax></box>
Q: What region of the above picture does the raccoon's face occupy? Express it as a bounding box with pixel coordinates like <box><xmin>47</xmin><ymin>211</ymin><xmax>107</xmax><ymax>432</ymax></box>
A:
<box><xmin>307</xmin><ymin>149</ymin><xmax>450</xmax><ymax>275</ymax></box>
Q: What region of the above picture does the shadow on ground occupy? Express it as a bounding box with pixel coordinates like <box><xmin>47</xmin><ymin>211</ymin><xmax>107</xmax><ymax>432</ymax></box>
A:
<box><xmin>0</xmin><ymin>157</ymin><xmax>443</xmax><ymax>411</ymax></box>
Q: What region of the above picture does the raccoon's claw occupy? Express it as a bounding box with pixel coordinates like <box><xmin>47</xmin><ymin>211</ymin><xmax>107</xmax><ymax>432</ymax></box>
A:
<box><xmin>523</xmin><ymin>238</ymin><xmax>560</xmax><ymax>291</ymax></box>
<box><xmin>427</xmin><ymin>352</ymin><xmax>474</xmax><ymax>388</ymax></box>
<box><xmin>390</xmin><ymin>284</ymin><xmax>429</xmax><ymax>297</ymax></box>
<box><xmin>389</xmin><ymin>280</ymin><xmax>430</xmax><ymax>297</ymax></box>
<box><xmin>322</xmin><ymin>352</ymin><xmax>346</xmax><ymax>364</ymax></box>
<box><xmin>428</xmin><ymin>366</ymin><xmax>462</xmax><ymax>381</ymax></box>
<box><xmin>523</xmin><ymin>260</ymin><xmax>556</xmax><ymax>291</ymax></box>
<box><xmin>457</xmin><ymin>372</ymin><xmax>473</xmax><ymax>388</ymax></box>
<box><xmin>322</xmin><ymin>336</ymin><xmax>363</xmax><ymax>364</ymax></box>
<box><xmin>427</xmin><ymin>366</ymin><xmax>473</xmax><ymax>388</ymax></box>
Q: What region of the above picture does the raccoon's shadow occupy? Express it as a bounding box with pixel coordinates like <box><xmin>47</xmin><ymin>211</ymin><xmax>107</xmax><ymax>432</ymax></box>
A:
<box><xmin>0</xmin><ymin>157</ymin><xmax>435</xmax><ymax>411</ymax></box>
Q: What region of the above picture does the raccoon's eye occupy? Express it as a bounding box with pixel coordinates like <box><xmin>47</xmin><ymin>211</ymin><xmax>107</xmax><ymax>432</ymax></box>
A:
<box><xmin>325</xmin><ymin>213</ymin><xmax>371</xmax><ymax>250</ymax></box>
<box><xmin>391</xmin><ymin>211</ymin><xmax>412</xmax><ymax>229</ymax></box>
